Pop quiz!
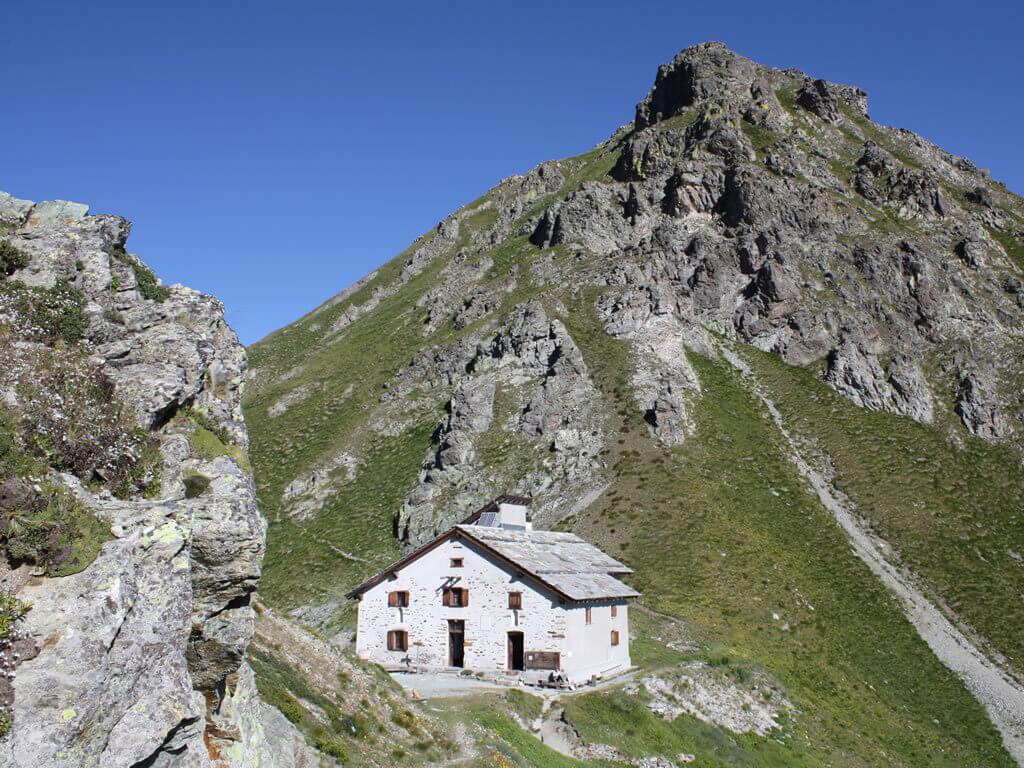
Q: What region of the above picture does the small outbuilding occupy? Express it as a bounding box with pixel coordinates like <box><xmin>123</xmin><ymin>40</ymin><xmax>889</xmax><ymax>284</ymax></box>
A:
<box><xmin>347</xmin><ymin>495</ymin><xmax>638</xmax><ymax>685</ymax></box>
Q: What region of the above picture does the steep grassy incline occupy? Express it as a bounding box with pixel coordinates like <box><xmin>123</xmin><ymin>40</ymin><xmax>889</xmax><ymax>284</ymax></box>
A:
<box><xmin>553</xmin><ymin>307</ymin><xmax>1013</xmax><ymax>766</ymax></box>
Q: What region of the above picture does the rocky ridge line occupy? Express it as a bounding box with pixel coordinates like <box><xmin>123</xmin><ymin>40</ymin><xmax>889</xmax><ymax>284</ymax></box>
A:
<box><xmin>0</xmin><ymin>192</ymin><xmax>302</xmax><ymax>767</ymax></box>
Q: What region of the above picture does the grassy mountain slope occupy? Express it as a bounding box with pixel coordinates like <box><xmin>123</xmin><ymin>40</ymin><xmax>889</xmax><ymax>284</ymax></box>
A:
<box><xmin>245</xmin><ymin>43</ymin><xmax>1024</xmax><ymax>766</ymax></box>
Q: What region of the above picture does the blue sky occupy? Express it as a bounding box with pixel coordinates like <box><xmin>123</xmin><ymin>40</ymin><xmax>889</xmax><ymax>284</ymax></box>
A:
<box><xmin>2</xmin><ymin>0</ymin><xmax>1020</xmax><ymax>344</ymax></box>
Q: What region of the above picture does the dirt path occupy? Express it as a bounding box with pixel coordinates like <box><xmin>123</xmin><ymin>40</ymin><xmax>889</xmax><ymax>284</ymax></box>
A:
<box><xmin>538</xmin><ymin>702</ymin><xmax>579</xmax><ymax>758</ymax></box>
<box><xmin>723</xmin><ymin>348</ymin><xmax>1024</xmax><ymax>766</ymax></box>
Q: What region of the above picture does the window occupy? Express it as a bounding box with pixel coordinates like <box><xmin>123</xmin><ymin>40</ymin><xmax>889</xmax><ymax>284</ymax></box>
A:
<box><xmin>442</xmin><ymin>587</ymin><xmax>469</xmax><ymax>607</ymax></box>
<box><xmin>387</xmin><ymin>590</ymin><xmax>409</xmax><ymax>608</ymax></box>
<box><xmin>450</xmin><ymin>557</ymin><xmax>464</xmax><ymax>568</ymax></box>
<box><xmin>611</xmin><ymin>605</ymin><xmax>617</xmax><ymax>618</ymax></box>
<box><xmin>508</xmin><ymin>591</ymin><xmax>522</xmax><ymax>610</ymax></box>
<box><xmin>610</xmin><ymin>630</ymin><xmax>620</xmax><ymax>646</ymax></box>
<box><xmin>387</xmin><ymin>630</ymin><xmax>408</xmax><ymax>652</ymax></box>
<box><xmin>585</xmin><ymin>607</ymin><xmax>592</xmax><ymax>625</ymax></box>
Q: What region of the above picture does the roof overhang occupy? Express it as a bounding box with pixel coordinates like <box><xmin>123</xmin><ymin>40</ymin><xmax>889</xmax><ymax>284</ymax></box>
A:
<box><xmin>345</xmin><ymin>525</ymin><xmax>637</xmax><ymax>603</ymax></box>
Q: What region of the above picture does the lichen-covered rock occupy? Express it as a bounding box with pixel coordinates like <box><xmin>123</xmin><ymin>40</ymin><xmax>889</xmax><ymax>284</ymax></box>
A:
<box><xmin>395</xmin><ymin>301</ymin><xmax>605</xmax><ymax>545</ymax></box>
<box><xmin>0</xmin><ymin>192</ymin><xmax>268</xmax><ymax>767</ymax></box>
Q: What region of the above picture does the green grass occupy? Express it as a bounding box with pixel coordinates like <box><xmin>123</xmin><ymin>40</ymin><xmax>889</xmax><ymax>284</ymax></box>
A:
<box><xmin>986</xmin><ymin>225</ymin><xmax>1024</xmax><ymax>274</ymax></box>
<box><xmin>744</xmin><ymin>346</ymin><xmax>1024</xmax><ymax>674</ymax></box>
<box><xmin>107</xmin><ymin>245</ymin><xmax>170</xmax><ymax>302</ymax></box>
<box><xmin>740</xmin><ymin>120</ymin><xmax>780</xmax><ymax>157</ymax></box>
<box><xmin>249</xmin><ymin>641</ymin><xmax>458</xmax><ymax>766</ymax></box>
<box><xmin>556</xmin><ymin>296</ymin><xmax>1012</xmax><ymax>767</ymax></box>
<box><xmin>257</xmin><ymin>422</ymin><xmax>434</xmax><ymax>613</ymax></box>
<box><xmin>652</xmin><ymin>109</ymin><xmax>700</xmax><ymax>133</ymax></box>
<box><xmin>4</xmin><ymin>483</ymin><xmax>112</xmax><ymax>577</ymax></box>
<box><xmin>504</xmin><ymin>689</ymin><xmax>545</xmax><ymax>725</ymax></box>
<box><xmin>435</xmin><ymin>698</ymin><xmax>594</xmax><ymax>768</ymax></box>
<box><xmin>566</xmin><ymin>689</ymin><xmax>803</xmax><ymax>767</ymax></box>
<box><xmin>188</xmin><ymin>420</ymin><xmax>252</xmax><ymax>474</ymax></box>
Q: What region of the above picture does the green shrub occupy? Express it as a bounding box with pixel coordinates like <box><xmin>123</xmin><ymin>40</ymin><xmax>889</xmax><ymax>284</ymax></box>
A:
<box><xmin>188</xmin><ymin>418</ymin><xmax>251</xmax><ymax>474</ymax></box>
<box><xmin>270</xmin><ymin>689</ymin><xmax>307</xmax><ymax>725</ymax></box>
<box><xmin>0</xmin><ymin>240</ymin><xmax>28</xmax><ymax>277</ymax></box>
<box><xmin>314</xmin><ymin>736</ymin><xmax>347</xmax><ymax>760</ymax></box>
<box><xmin>107</xmin><ymin>245</ymin><xmax>170</xmax><ymax>302</ymax></box>
<box><xmin>183</xmin><ymin>472</ymin><xmax>212</xmax><ymax>499</ymax></box>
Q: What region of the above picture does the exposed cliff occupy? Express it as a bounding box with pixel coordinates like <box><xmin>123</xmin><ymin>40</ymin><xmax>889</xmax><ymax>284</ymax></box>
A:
<box><xmin>0</xmin><ymin>194</ymin><xmax>286</xmax><ymax>766</ymax></box>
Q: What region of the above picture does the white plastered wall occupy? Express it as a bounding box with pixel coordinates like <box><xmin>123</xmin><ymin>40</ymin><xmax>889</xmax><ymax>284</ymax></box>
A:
<box><xmin>354</xmin><ymin>533</ymin><xmax>631</xmax><ymax>683</ymax></box>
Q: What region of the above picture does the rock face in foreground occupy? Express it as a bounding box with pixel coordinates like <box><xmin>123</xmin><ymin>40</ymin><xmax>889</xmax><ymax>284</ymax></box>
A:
<box><xmin>0</xmin><ymin>194</ymin><xmax>287</xmax><ymax>766</ymax></box>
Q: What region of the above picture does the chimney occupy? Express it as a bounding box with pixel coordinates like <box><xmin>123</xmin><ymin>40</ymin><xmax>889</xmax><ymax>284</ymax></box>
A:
<box><xmin>496</xmin><ymin>495</ymin><xmax>532</xmax><ymax>531</ymax></box>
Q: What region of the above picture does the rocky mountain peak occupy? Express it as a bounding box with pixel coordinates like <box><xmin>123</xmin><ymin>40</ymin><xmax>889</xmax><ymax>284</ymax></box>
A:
<box><xmin>635</xmin><ymin>41</ymin><xmax>869</xmax><ymax>130</ymax></box>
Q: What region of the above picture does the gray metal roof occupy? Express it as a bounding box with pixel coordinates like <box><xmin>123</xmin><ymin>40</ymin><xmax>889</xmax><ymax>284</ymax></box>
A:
<box><xmin>455</xmin><ymin>524</ymin><xmax>639</xmax><ymax>601</ymax></box>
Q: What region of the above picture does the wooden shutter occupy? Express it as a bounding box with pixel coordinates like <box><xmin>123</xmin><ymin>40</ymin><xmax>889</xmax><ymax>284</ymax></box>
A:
<box><xmin>508</xmin><ymin>592</ymin><xmax>522</xmax><ymax>609</ymax></box>
<box><xmin>461</xmin><ymin>588</ymin><xmax>469</xmax><ymax>607</ymax></box>
<box><xmin>388</xmin><ymin>591</ymin><xmax>398</xmax><ymax>607</ymax></box>
<box><xmin>585</xmin><ymin>607</ymin><xmax>592</xmax><ymax>625</ymax></box>
<box><xmin>611</xmin><ymin>605</ymin><xmax>617</xmax><ymax>618</ymax></box>
<box><xmin>442</xmin><ymin>588</ymin><xmax>451</xmax><ymax>607</ymax></box>
<box><xmin>388</xmin><ymin>630</ymin><xmax>408</xmax><ymax>651</ymax></box>
<box><xmin>611</xmin><ymin>630</ymin><xmax>620</xmax><ymax>646</ymax></box>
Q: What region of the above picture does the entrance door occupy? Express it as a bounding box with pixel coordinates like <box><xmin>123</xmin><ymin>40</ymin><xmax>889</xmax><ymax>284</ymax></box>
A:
<box><xmin>448</xmin><ymin>620</ymin><xmax>465</xmax><ymax>668</ymax></box>
<box><xmin>507</xmin><ymin>631</ymin><xmax>524</xmax><ymax>671</ymax></box>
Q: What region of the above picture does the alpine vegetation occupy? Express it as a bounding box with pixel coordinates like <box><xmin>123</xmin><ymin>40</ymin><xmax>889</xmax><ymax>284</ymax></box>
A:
<box><xmin>246</xmin><ymin>42</ymin><xmax>1024</xmax><ymax>767</ymax></box>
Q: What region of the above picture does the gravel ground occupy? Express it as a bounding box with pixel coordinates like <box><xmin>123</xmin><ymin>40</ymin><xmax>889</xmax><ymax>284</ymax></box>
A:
<box><xmin>390</xmin><ymin>671</ymin><xmax>508</xmax><ymax>699</ymax></box>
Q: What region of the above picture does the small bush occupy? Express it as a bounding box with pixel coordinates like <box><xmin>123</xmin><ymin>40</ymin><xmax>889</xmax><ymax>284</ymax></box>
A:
<box><xmin>337</xmin><ymin>713</ymin><xmax>368</xmax><ymax>739</ymax></box>
<box><xmin>0</xmin><ymin>240</ymin><xmax>28</xmax><ymax>277</ymax></box>
<box><xmin>2</xmin><ymin>483</ymin><xmax>110</xmax><ymax>576</ymax></box>
<box><xmin>0</xmin><ymin>594</ymin><xmax>30</xmax><ymax>642</ymax></box>
<box><xmin>183</xmin><ymin>472</ymin><xmax>212</xmax><ymax>499</ymax></box>
<box><xmin>107</xmin><ymin>245</ymin><xmax>170</xmax><ymax>303</ymax></box>
<box><xmin>314</xmin><ymin>736</ymin><xmax>347</xmax><ymax>760</ymax></box>
<box><xmin>269</xmin><ymin>688</ymin><xmax>307</xmax><ymax>726</ymax></box>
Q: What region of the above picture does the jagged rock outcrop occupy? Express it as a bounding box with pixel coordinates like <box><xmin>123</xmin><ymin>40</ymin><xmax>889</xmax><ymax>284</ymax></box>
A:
<box><xmin>395</xmin><ymin>301</ymin><xmax>605</xmax><ymax>545</ymax></box>
<box><xmin>0</xmin><ymin>193</ymin><xmax>273</xmax><ymax>767</ymax></box>
<box><xmin>529</xmin><ymin>42</ymin><xmax>1021</xmax><ymax>441</ymax></box>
